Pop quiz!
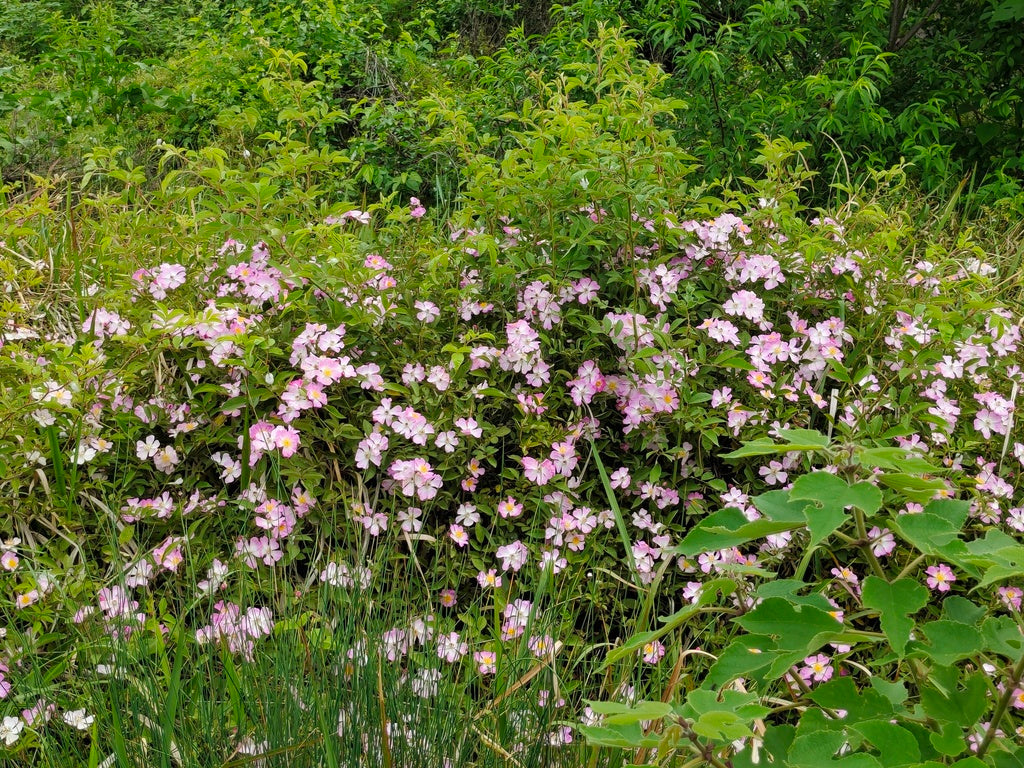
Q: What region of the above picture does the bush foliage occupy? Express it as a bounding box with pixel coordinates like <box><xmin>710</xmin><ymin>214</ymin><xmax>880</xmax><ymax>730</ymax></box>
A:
<box><xmin>2</xmin><ymin>2</ymin><xmax>1024</xmax><ymax>767</ymax></box>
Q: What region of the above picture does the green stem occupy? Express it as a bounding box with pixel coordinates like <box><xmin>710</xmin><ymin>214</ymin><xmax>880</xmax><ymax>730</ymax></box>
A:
<box><xmin>895</xmin><ymin>553</ymin><xmax>927</xmax><ymax>581</ymax></box>
<box><xmin>854</xmin><ymin>508</ymin><xmax>887</xmax><ymax>580</ymax></box>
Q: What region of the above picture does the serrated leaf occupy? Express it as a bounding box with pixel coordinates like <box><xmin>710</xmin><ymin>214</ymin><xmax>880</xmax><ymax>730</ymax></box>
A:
<box><xmin>735</xmin><ymin>598</ymin><xmax>844</xmax><ymax>650</ymax></box>
<box><xmin>920</xmin><ymin>672</ymin><xmax>988</xmax><ymax>726</ymax></box>
<box><xmin>919</xmin><ymin>620</ymin><xmax>983</xmax><ymax>666</ymax></box>
<box><xmin>852</xmin><ymin>721</ymin><xmax>920</xmax><ymax>767</ymax></box>
<box><xmin>982</xmin><ymin>616</ymin><xmax>1024</xmax><ymax>661</ymax></box>
<box><xmin>861</xmin><ymin>577</ymin><xmax>929</xmax><ymax>657</ymax></box>
<box><xmin>789</xmin><ymin>472</ymin><xmax>882</xmax><ymax>546</ymax></box>
<box><xmin>674</xmin><ymin>506</ymin><xmax>803</xmax><ymax>555</ymax></box>
<box><xmin>692</xmin><ymin>710</ymin><xmax>752</xmax><ymax>741</ymax></box>
<box><xmin>877</xmin><ymin>473</ymin><xmax>950</xmax><ymax>502</ymax></box>
<box><xmin>853</xmin><ymin>447</ymin><xmax>940</xmax><ymax>474</ymax></box>
<box><xmin>929</xmin><ymin>722</ymin><xmax>966</xmax><ymax>757</ymax></box>
<box><xmin>809</xmin><ymin>678</ymin><xmax>895</xmax><ymax>722</ymax></box>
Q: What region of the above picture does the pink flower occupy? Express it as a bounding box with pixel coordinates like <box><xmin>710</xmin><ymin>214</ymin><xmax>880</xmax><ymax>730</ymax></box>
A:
<box><xmin>758</xmin><ymin>460</ymin><xmax>787</xmax><ymax>485</ymax></box>
<box><xmin>926</xmin><ymin>564</ymin><xmax>956</xmax><ymax>592</ymax></box>
<box><xmin>414</xmin><ymin>300</ymin><xmax>440</xmax><ymax>323</ymax></box>
<box><xmin>609</xmin><ymin>467</ymin><xmax>631</xmax><ymax>490</ymax></box>
<box><xmin>522</xmin><ymin>456</ymin><xmax>556</xmax><ymax>486</ymax></box>
<box><xmin>798</xmin><ymin>654</ymin><xmax>833</xmax><ymax>685</ymax></box>
<box><xmin>497</xmin><ymin>496</ymin><xmax>523</xmax><ymax>519</ymax></box>
<box><xmin>476</xmin><ymin>569</ymin><xmax>503</xmax><ymax>589</ymax></box>
<box><xmin>437</xmin><ymin>632</ymin><xmax>467</xmax><ymax>663</ymax></box>
<box><xmin>496</xmin><ymin>540</ymin><xmax>529</xmax><ymax>572</ymax></box>
<box><xmin>474</xmin><ymin>650</ymin><xmax>497</xmax><ymax>674</ymax></box>
<box><xmin>868</xmin><ymin>526</ymin><xmax>896</xmax><ymax>557</ymax></box>
<box><xmin>998</xmin><ymin>586</ymin><xmax>1022</xmax><ymax>611</ymax></box>
<box><xmin>271</xmin><ymin>425</ymin><xmax>301</xmax><ymax>457</ymax></box>
<box><xmin>641</xmin><ymin>640</ymin><xmax>666</xmax><ymax>664</ymax></box>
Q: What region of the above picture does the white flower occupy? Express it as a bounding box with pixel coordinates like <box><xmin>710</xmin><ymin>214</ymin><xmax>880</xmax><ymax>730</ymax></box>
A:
<box><xmin>136</xmin><ymin>435</ymin><xmax>161</xmax><ymax>460</ymax></box>
<box><xmin>1</xmin><ymin>715</ymin><xmax>24</xmax><ymax>746</ymax></box>
<box><xmin>62</xmin><ymin>708</ymin><xmax>95</xmax><ymax>730</ymax></box>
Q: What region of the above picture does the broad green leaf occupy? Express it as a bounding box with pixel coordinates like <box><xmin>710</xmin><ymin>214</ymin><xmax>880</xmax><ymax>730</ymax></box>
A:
<box><xmin>735</xmin><ymin>598</ymin><xmax>845</xmax><ymax>648</ymax></box>
<box><xmin>940</xmin><ymin>596</ymin><xmax>985</xmax><ymax>626</ymax></box>
<box><xmin>789</xmin><ymin>472</ymin><xmax>882</xmax><ymax>545</ymax></box>
<box><xmin>861</xmin><ymin>576</ymin><xmax>929</xmax><ymax>657</ymax></box>
<box><xmin>869</xmin><ymin>678</ymin><xmax>908</xmax><ymax>708</ymax></box>
<box><xmin>684</xmin><ymin>689</ymin><xmax>771</xmax><ymax>721</ymax></box>
<box><xmin>889</xmin><ymin>512</ymin><xmax>962</xmax><ymax>554</ymax></box>
<box><xmin>705</xmin><ymin>634</ymin><xmax>778</xmax><ymax>686</ymax></box>
<box><xmin>920</xmin><ymin>672</ymin><xmax>988</xmax><ymax>726</ymax></box>
<box><xmin>577</xmin><ymin>722</ymin><xmax>655</xmax><ymax>749</ymax></box>
<box><xmin>982</xmin><ymin>616</ymin><xmax>1024</xmax><ymax>661</ymax></box>
<box><xmin>721</xmin><ymin>429</ymin><xmax>830</xmax><ymax>459</ymax></box>
<box><xmin>990</xmin><ymin>747</ymin><xmax>1024</xmax><ymax>768</ymax></box>
<box><xmin>809</xmin><ymin>678</ymin><xmax>895</xmax><ymax>722</ymax></box>
<box><xmin>752</xmin><ymin>489</ymin><xmax>816</xmax><ymax>520</ymax></box>
<box><xmin>919</xmin><ymin>620</ymin><xmax>984</xmax><ymax>666</ymax></box>
<box><xmin>852</xmin><ymin>721</ymin><xmax>920</xmax><ymax>767</ymax></box>
<box><xmin>692</xmin><ymin>710</ymin><xmax>753</xmax><ymax>741</ymax></box>
<box><xmin>674</xmin><ymin>505</ymin><xmax>803</xmax><ymax>555</ymax></box>
<box><xmin>790</xmin><ymin>471</ymin><xmax>882</xmax><ymax>514</ymax></box>
<box><xmin>952</xmin><ymin>758</ymin><xmax>990</xmax><ymax>768</ymax></box>
<box><xmin>788</xmin><ymin>730</ymin><xmax>882</xmax><ymax>768</ymax></box>
<box><xmin>877</xmin><ymin>473</ymin><xmax>951</xmax><ymax>502</ymax></box>
<box><xmin>853</xmin><ymin>447</ymin><xmax>940</xmax><ymax>474</ymax></box>
<box><xmin>774</xmin><ymin>428</ymin><xmax>831</xmax><ymax>447</ymax></box>
<box><xmin>929</xmin><ymin>722</ymin><xmax>966</xmax><ymax>757</ymax></box>
<box><xmin>721</xmin><ymin>439</ymin><xmax>784</xmax><ymax>459</ymax></box>
<box><xmin>923</xmin><ymin>498</ymin><xmax>971</xmax><ymax>523</ymax></box>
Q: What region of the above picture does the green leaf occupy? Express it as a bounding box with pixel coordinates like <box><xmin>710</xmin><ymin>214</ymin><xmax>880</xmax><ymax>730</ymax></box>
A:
<box><xmin>721</xmin><ymin>429</ymin><xmax>830</xmax><ymax>459</ymax></box>
<box><xmin>982</xmin><ymin>616</ymin><xmax>1024</xmax><ymax>661</ymax></box>
<box><xmin>852</xmin><ymin>721</ymin><xmax>920</xmax><ymax>767</ymax></box>
<box><xmin>877</xmin><ymin>473</ymin><xmax>951</xmax><ymax>503</ymax></box>
<box><xmin>809</xmin><ymin>678</ymin><xmax>895</xmax><ymax>722</ymax></box>
<box><xmin>929</xmin><ymin>722</ymin><xmax>966</xmax><ymax>757</ymax></box>
<box><xmin>919</xmin><ymin>620</ymin><xmax>984</xmax><ymax>666</ymax></box>
<box><xmin>774</xmin><ymin>428</ymin><xmax>831</xmax><ymax>448</ymax></box>
<box><xmin>577</xmin><ymin>722</ymin><xmax>654</xmax><ymax>749</ymax></box>
<box><xmin>789</xmin><ymin>729</ymin><xmax>882</xmax><ymax>768</ymax></box>
<box><xmin>920</xmin><ymin>672</ymin><xmax>988</xmax><ymax>726</ymax></box>
<box><xmin>869</xmin><ymin>678</ymin><xmax>908</xmax><ymax>708</ymax></box>
<box><xmin>692</xmin><ymin>710</ymin><xmax>752</xmax><ymax>741</ymax></box>
<box><xmin>706</xmin><ymin>634</ymin><xmax>779</xmax><ymax>686</ymax></box>
<box><xmin>889</xmin><ymin>511</ymin><xmax>962</xmax><ymax>555</ymax></box>
<box><xmin>684</xmin><ymin>689</ymin><xmax>771</xmax><ymax>721</ymax></box>
<box><xmin>941</xmin><ymin>596</ymin><xmax>985</xmax><ymax>626</ymax></box>
<box><xmin>735</xmin><ymin>598</ymin><xmax>844</xmax><ymax>649</ymax></box>
<box><xmin>586</xmin><ymin>700</ymin><xmax>672</xmax><ymax>725</ymax></box>
<box><xmin>861</xmin><ymin>576</ymin><xmax>929</xmax><ymax>657</ymax></box>
<box><xmin>674</xmin><ymin>505</ymin><xmax>803</xmax><ymax>555</ymax></box>
<box><xmin>789</xmin><ymin>472</ymin><xmax>882</xmax><ymax>546</ymax></box>
<box><xmin>853</xmin><ymin>447</ymin><xmax>940</xmax><ymax>474</ymax></box>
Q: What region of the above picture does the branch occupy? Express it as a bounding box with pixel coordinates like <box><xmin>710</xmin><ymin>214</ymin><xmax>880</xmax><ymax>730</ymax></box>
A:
<box><xmin>893</xmin><ymin>0</ymin><xmax>943</xmax><ymax>51</ymax></box>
